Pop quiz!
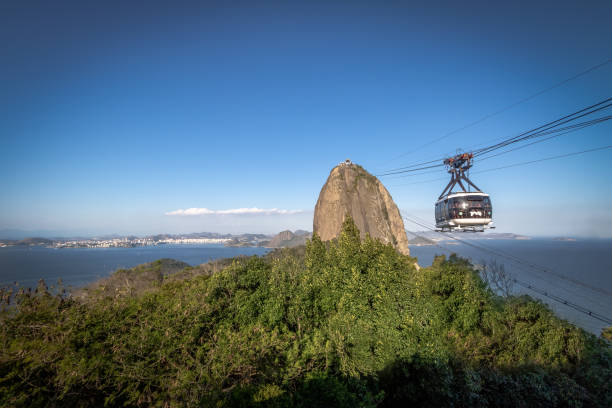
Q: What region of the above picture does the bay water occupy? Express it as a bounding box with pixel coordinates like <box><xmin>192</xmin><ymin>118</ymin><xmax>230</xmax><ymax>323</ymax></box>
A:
<box><xmin>0</xmin><ymin>244</ymin><xmax>268</xmax><ymax>289</ymax></box>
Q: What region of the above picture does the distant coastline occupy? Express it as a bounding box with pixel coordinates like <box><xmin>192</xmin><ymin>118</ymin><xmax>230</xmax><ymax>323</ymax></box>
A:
<box><xmin>1</xmin><ymin>232</ymin><xmax>593</xmax><ymax>250</ymax></box>
<box><xmin>0</xmin><ymin>230</ymin><xmax>313</xmax><ymax>250</ymax></box>
<box><xmin>407</xmin><ymin>231</ymin><xmax>532</xmax><ymax>246</ymax></box>
<box><xmin>0</xmin><ymin>234</ymin><xmax>242</xmax><ymax>249</ymax></box>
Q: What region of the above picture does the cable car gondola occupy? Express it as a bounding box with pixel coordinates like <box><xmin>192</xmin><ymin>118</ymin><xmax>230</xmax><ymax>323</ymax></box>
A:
<box><xmin>435</xmin><ymin>153</ymin><xmax>493</xmax><ymax>232</ymax></box>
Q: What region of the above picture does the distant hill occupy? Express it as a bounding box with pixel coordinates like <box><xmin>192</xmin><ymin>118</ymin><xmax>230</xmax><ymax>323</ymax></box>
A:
<box><xmin>407</xmin><ymin>235</ymin><xmax>435</xmax><ymax>246</ymax></box>
<box><xmin>266</xmin><ymin>230</ymin><xmax>312</xmax><ymax>248</ymax></box>
<box><xmin>75</xmin><ymin>256</ymin><xmax>263</xmax><ymax>299</ymax></box>
<box><xmin>224</xmin><ymin>233</ymin><xmax>273</xmax><ymax>247</ymax></box>
<box><xmin>15</xmin><ymin>237</ymin><xmax>55</xmax><ymax>246</ymax></box>
<box><xmin>76</xmin><ymin>258</ymin><xmax>190</xmax><ymax>299</ymax></box>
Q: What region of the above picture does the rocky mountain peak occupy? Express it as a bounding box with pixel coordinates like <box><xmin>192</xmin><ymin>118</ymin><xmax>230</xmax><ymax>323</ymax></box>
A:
<box><xmin>313</xmin><ymin>162</ymin><xmax>410</xmax><ymax>255</ymax></box>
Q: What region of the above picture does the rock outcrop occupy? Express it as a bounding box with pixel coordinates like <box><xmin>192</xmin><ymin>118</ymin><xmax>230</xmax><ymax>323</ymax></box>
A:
<box><xmin>313</xmin><ymin>161</ymin><xmax>410</xmax><ymax>255</ymax></box>
<box><xmin>266</xmin><ymin>230</ymin><xmax>312</xmax><ymax>248</ymax></box>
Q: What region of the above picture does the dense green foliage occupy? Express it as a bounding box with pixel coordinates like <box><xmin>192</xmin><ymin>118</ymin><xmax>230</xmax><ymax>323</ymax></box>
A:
<box><xmin>74</xmin><ymin>259</ymin><xmax>190</xmax><ymax>300</ymax></box>
<box><xmin>1</xmin><ymin>217</ymin><xmax>611</xmax><ymax>407</ymax></box>
<box><xmin>602</xmin><ymin>326</ymin><xmax>612</xmax><ymax>342</ymax></box>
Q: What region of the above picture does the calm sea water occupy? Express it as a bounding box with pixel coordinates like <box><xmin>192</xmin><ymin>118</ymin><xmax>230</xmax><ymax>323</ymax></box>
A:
<box><xmin>0</xmin><ymin>244</ymin><xmax>269</xmax><ymax>289</ymax></box>
<box><xmin>410</xmin><ymin>238</ymin><xmax>612</xmax><ymax>336</ymax></box>
<box><xmin>0</xmin><ymin>240</ymin><xmax>610</xmax><ymax>335</ymax></box>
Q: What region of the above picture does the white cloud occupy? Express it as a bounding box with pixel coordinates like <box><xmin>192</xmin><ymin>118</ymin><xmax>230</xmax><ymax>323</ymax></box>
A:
<box><xmin>165</xmin><ymin>207</ymin><xmax>304</xmax><ymax>216</ymax></box>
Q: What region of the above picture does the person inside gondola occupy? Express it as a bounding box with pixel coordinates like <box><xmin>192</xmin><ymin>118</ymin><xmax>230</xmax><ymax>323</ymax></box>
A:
<box><xmin>452</xmin><ymin>200</ymin><xmax>461</xmax><ymax>218</ymax></box>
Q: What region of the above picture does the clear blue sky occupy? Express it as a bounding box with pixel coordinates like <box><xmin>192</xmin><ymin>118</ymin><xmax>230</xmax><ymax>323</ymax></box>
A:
<box><xmin>1</xmin><ymin>1</ymin><xmax>611</xmax><ymax>237</ymax></box>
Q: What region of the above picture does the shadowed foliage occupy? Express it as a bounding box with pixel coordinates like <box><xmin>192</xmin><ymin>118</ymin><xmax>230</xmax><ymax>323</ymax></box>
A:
<box><xmin>1</xmin><ymin>217</ymin><xmax>610</xmax><ymax>407</ymax></box>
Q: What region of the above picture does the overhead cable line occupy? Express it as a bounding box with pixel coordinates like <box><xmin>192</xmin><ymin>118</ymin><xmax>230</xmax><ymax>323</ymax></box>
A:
<box><xmin>377</xmin><ymin>98</ymin><xmax>612</xmax><ymax>177</ymax></box>
<box><xmin>382</xmin><ymin>168</ymin><xmax>445</xmax><ymax>180</ymax></box>
<box><xmin>378</xmin><ymin>97</ymin><xmax>612</xmax><ymax>176</ymax></box>
<box><xmin>401</xmin><ymin>214</ymin><xmax>612</xmax><ymax>325</ymax></box>
<box><xmin>376</xmin><ymin>162</ymin><xmax>445</xmax><ymax>177</ymax></box>
<box><xmin>405</xmin><ymin>216</ymin><xmax>612</xmax><ymax>313</ymax></box>
<box><xmin>403</xmin><ymin>212</ymin><xmax>612</xmax><ymax>298</ymax></box>
<box><xmin>378</xmin><ymin>157</ymin><xmax>443</xmax><ymax>172</ymax></box>
<box><xmin>384</xmin><ymin>117</ymin><xmax>602</xmax><ymax>176</ymax></box>
<box><xmin>387</xmin><ymin>142</ymin><xmax>612</xmax><ymax>186</ymax></box>
<box><xmin>390</xmin><ymin>176</ymin><xmax>449</xmax><ymax>186</ymax></box>
<box><xmin>511</xmin><ymin>278</ymin><xmax>612</xmax><ymax>325</ymax></box>
<box><xmin>405</xmin><ymin>228</ymin><xmax>612</xmax><ymax>325</ymax></box>
<box><xmin>474</xmin><ymin>145</ymin><xmax>612</xmax><ymax>174</ymax></box>
<box><xmin>476</xmin><ymin>116</ymin><xmax>612</xmax><ymax>163</ymax></box>
<box><xmin>406</xmin><ymin>225</ymin><xmax>611</xmax><ymax>312</ymax></box>
<box><xmin>380</xmin><ymin>58</ymin><xmax>612</xmax><ymax>166</ymax></box>
<box><xmin>472</xmin><ymin>98</ymin><xmax>612</xmax><ymax>157</ymax></box>
<box><xmin>385</xmin><ymin>119</ymin><xmax>611</xmax><ymax>180</ymax></box>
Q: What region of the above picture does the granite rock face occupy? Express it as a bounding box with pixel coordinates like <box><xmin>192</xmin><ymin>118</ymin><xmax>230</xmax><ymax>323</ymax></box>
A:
<box><xmin>313</xmin><ymin>161</ymin><xmax>410</xmax><ymax>255</ymax></box>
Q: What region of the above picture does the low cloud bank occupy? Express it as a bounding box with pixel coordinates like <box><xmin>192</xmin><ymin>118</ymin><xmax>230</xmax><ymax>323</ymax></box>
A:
<box><xmin>165</xmin><ymin>207</ymin><xmax>304</xmax><ymax>216</ymax></box>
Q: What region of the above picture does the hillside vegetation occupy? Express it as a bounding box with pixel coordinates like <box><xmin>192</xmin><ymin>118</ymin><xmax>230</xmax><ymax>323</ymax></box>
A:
<box><xmin>1</xmin><ymin>218</ymin><xmax>611</xmax><ymax>407</ymax></box>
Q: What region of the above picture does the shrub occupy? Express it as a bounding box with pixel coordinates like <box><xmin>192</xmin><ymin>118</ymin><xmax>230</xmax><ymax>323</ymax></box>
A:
<box><xmin>0</xmin><ymin>217</ymin><xmax>610</xmax><ymax>407</ymax></box>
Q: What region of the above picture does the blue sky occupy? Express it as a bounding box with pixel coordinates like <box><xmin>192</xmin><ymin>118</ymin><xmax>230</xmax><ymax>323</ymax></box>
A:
<box><xmin>1</xmin><ymin>1</ymin><xmax>611</xmax><ymax>237</ymax></box>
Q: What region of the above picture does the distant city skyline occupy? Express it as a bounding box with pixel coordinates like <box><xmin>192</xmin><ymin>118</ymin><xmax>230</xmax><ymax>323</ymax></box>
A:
<box><xmin>2</xmin><ymin>1</ymin><xmax>611</xmax><ymax>238</ymax></box>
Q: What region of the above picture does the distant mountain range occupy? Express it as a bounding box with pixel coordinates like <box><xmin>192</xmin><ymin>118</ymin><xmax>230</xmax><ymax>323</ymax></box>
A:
<box><xmin>406</xmin><ymin>235</ymin><xmax>436</xmax><ymax>246</ymax></box>
<box><xmin>1</xmin><ymin>237</ymin><xmax>56</xmax><ymax>247</ymax></box>
<box><xmin>3</xmin><ymin>229</ymin><xmax>584</xmax><ymax>250</ymax></box>
<box><xmin>224</xmin><ymin>230</ymin><xmax>312</xmax><ymax>248</ymax></box>
<box><xmin>266</xmin><ymin>230</ymin><xmax>312</xmax><ymax>248</ymax></box>
<box><xmin>0</xmin><ymin>231</ymin><xmax>314</xmax><ymax>249</ymax></box>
